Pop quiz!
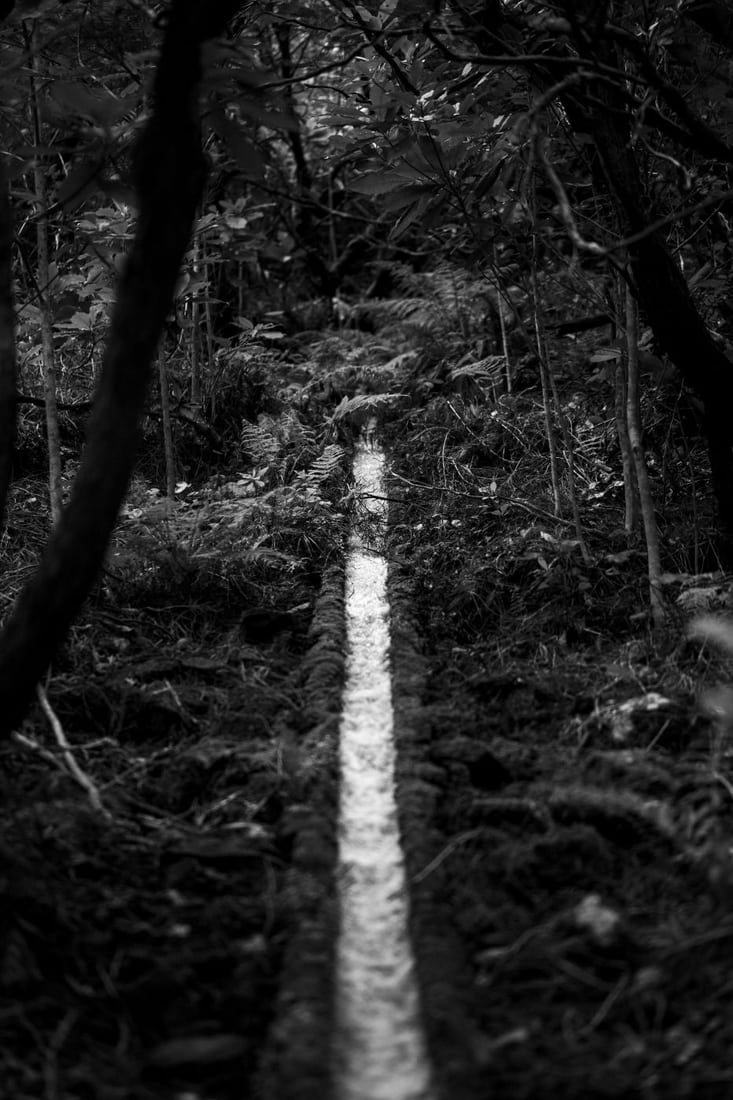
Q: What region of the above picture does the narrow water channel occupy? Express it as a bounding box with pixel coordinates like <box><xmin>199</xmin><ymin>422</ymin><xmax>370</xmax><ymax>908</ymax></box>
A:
<box><xmin>332</xmin><ymin>430</ymin><xmax>435</xmax><ymax>1100</ymax></box>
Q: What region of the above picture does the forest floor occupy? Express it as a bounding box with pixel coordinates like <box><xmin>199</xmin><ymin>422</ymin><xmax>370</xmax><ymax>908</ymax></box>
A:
<box><xmin>2</xmin><ymin>335</ymin><xmax>733</xmax><ymax>1099</ymax></box>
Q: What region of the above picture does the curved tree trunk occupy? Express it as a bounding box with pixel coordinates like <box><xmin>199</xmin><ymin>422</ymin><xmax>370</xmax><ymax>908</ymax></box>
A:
<box><xmin>560</xmin><ymin>64</ymin><xmax>733</xmax><ymax>562</ymax></box>
<box><xmin>451</xmin><ymin>0</ymin><xmax>733</xmax><ymax>562</ymax></box>
<box><xmin>0</xmin><ymin>0</ymin><xmax>242</xmax><ymax>738</ymax></box>
<box><xmin>684</xmin><ymin>0</ymin><xmax>733</xmax><ymax>51</ymax></box>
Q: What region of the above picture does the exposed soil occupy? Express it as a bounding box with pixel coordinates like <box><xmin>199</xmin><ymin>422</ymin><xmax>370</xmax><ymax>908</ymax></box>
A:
<box><xmin>3</xmin><ymin>356</ymin><xmax>733</xmax><ymax>1098</ymax></box>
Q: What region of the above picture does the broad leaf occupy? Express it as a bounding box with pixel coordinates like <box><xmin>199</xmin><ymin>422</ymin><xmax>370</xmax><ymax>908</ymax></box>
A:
<box><xmin>210</xmin><ymin>110</ymin><xmax>265</xmax><ymax>180</ymax></box>
<box><xmin>348</xmin><ymin>171</ymin><xmax>406</xmax><ymax>195</ymax></box>
<box><xmin>382</xmin><ymin>183</ymin><xmax>434</xmax><ymax>212</ymax></box>
<box><xmin>46</xmin><ymin>80</ymin><xmax>128</xmax><ymax>125</ymax></box>
<box><xmin>55</xmin><ymin>159</ymin><xmax>102</xmax><ymax>209</ymax></box>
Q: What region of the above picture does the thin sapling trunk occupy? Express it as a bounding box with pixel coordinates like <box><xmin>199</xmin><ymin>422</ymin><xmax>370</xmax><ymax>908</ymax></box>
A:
<box><xmin>26</xmin><ymin>20</ymin><xmax>62</xmax><ymax>524</ymax></box>
<box><xmin>625</xmin><ymin>281</ymin><xmax>665</xmax><ymax>626</ymax></box>
<box><xmin>158</xmin><ymin>348</ymin><xmax>177</xmax><ymax>498</ymax></box>
<box><xmin>613</xmin><ymin>276</ymin><xmax>637</xmax><ymax>535</ymax></box>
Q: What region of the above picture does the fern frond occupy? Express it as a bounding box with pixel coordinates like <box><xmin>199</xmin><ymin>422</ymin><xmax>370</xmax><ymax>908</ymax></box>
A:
<box><xmin>379</xmin><ymin>351</ymin><xmax>419</xmax><ymax>372</ymax></box>
<box><xmin>240</xmin><ymin>422</ymin><xmax>280</xmax><ymax>465</ymax></box>
<box><xmin>451</xmin><ymin>356</ymin><xmax>506</xmax><ymax>382</ymax></box>
<box><xmin>305</xmin><ymin>444</ymin><xmax>345</xmax><ymax>486</ymax></box>
<box><xmin>331</xmin><ymin>393</ymin><xmax>407</xmax><ymax>421</ymax></box>
<box><xmin>367</xmin><ymin>297</ymin><xmax>433</xmax><ymax>322</ymax></box>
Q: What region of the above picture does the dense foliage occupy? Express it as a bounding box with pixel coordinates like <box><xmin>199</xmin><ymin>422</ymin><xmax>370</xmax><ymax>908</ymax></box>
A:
<box><xmin>1</xmin><ymin>0</ymin><xmax>733</xmax><ymax>721</ymax></box>
<box><xmin>2</xmin><ymin>6</ymin><xmax>733</xmax><ymax>1098</ymax></box>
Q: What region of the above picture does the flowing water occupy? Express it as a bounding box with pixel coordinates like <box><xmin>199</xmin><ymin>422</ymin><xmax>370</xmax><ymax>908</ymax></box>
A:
<box><xmin>332</xmin><ymin>430</ymin><xmax>435</xmax><ymax>1100</ymax></box>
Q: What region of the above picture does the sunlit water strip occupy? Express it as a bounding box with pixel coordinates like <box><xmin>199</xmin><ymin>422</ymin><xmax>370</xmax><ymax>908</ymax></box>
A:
<box><xmin>333</xmin><ymin>430</ymin><xmax>435</xmax><ymax>1100</ymax></box>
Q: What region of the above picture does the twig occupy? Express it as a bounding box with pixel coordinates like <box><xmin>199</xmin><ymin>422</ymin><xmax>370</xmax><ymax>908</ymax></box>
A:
<box><xmin>413</xmin><ymin>829</ymin><xmax>484</xmax><ymax>884</ymax></box>
<box><xmin>12</xmin><ymin>729</ymin><xmax>62</xmax><ymax>768</ymax></box>
<box><xmin>44</xmin><ymin>1008</ymin><xmax>79</xmax><ymax>1100</ymax></box>
<box><xmin>35</xmin><ymin>684</ymin><xmax>111</xmax><ymax>818</ymax></box>
<box><xmin>537</xmin><ymin>135</ymin><xmax>605</xmax><ymax>256</ymax></box>
<box><xmin>390</xmin><ymin>470</ymin><xmax>574</xmax><ymax>524</ymax></box>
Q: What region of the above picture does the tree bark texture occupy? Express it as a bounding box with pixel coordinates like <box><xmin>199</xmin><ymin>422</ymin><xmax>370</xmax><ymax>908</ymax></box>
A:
<box><xmin>0</xmin><ymin>0</ymin><xmax>242</xmax><ymax>738</ymax></box>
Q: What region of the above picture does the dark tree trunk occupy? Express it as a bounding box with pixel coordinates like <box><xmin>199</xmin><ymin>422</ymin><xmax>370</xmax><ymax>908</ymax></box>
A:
<box><xmin>451</xmin><ymin>0</ymin><xmax>733</xmax><ymax>560</ymax></box>
<box><xmin>0</xmin><ymin>0</ymin><xmax>242</xmax><ymax>738</ymax></box>
<box><xmin>684</xmin><ymin>0</ymin><xmax>733</xmax><ymax>51</ymax></box>
<box><xmin>561</xmin><ymin>62</ymin><xmax>733</xmax><ymax>560</ymax></box>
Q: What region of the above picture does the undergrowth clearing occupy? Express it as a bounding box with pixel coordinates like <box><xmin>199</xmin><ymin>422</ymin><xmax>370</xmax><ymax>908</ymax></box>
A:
<box><xmin>1</xmin><ymin>328</ymin><xmax>732</xmax><ymax>1098</ymax></box>
<box><xmin>387</xmin><ymin>388</ymin><xmax>733</xmax><ymax>1099</ymax></box>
